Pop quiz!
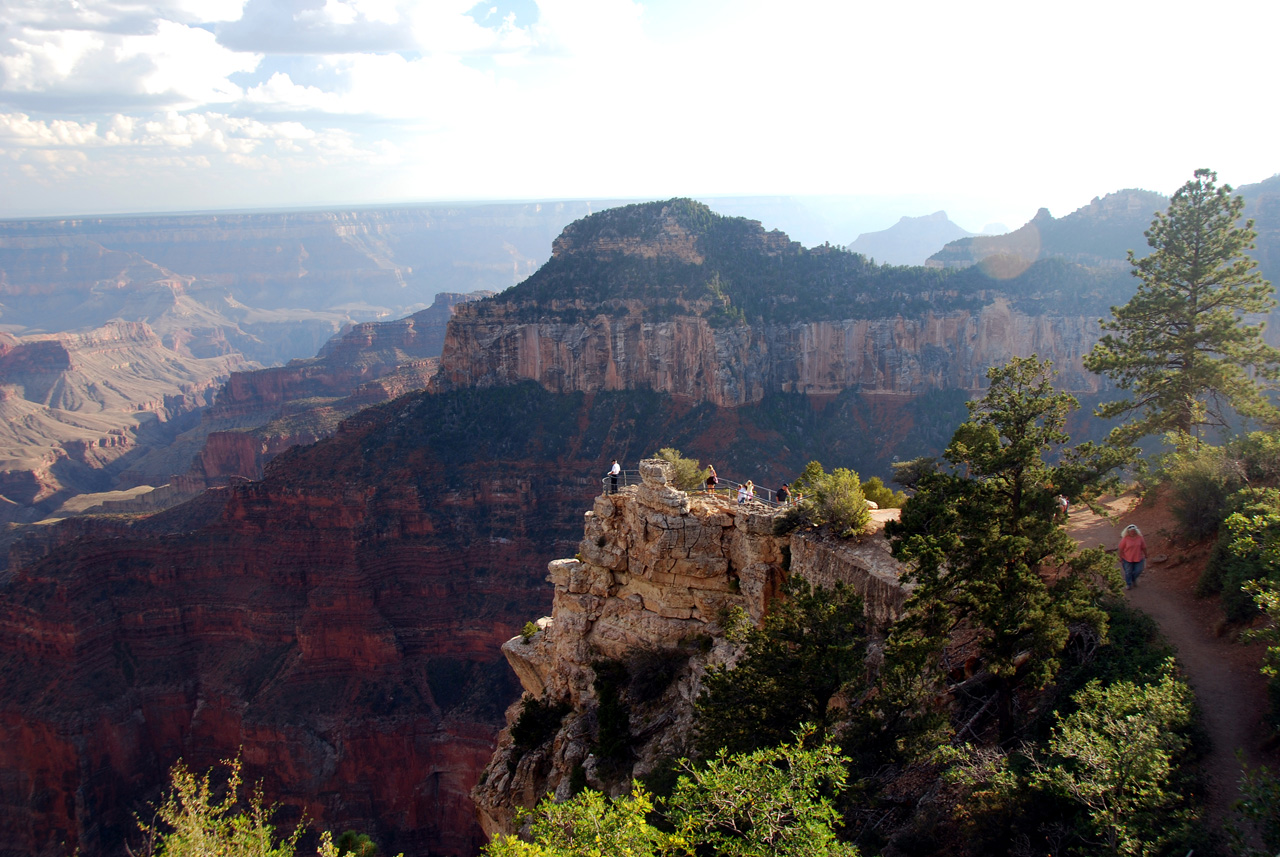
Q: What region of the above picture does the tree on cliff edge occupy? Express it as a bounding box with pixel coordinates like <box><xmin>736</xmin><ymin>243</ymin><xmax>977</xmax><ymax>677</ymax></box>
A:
<box><xmin>885</xmin><ymin>357</ymin><xmax>1123</xmax><ymax>739</ymax></box>
<box><xmin>1084</xmin><ymin>168</ymin><xmax>1280</xmax><ymax>450</ymax></box>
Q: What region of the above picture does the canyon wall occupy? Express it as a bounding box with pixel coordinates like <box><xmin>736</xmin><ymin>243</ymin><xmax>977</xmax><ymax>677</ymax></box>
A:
<box><xmin>0</xmin><ymin>321</ymin><xmax>244</xmax><ymax>516</ymax></box>
<box><xmin>471</xmin><ymin>459</ymin><xmax>909</xmax><ymax>836</ymax></box>
<box><xmin>440</xmin><ymin>298</ymin><xmax>1102</xmax><ymax>408</ymax></box>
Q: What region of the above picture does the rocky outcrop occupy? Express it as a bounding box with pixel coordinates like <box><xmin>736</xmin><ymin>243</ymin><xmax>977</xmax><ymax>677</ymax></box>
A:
<box><xmin>0</xmin><ymin>321</ymin><xmax>244</xmax><ymax>518</ymax></box>
<box><xmin>471</xmin><ymin>459</ymin><xmax>909</xmax><ymax>837</ymax></box>
<box><xmin>110</xmin><ymin>292</ymin><xmax>489</xmax><ymax>505</ymax></box>
<box><xmin>440</xmin><ymin>298</ymin><xmax>1104</xmax><ymax>407</ymax></box>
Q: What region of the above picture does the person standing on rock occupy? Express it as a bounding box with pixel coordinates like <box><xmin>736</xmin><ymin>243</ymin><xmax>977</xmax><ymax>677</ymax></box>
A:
<box><xmin>609</xmin><ymin>459</ymin><xmax>621</xmax><ymax>494</ymax></box>
<box><xmin>1119</xmin><ymin>524</ymin><xmax>1148</xmax><ymax>589</ymax></box>
<box><xmin>777</xmin><ymin>482</ymin><xmax>790</xmax><ymax>504</ymax></box>
<box><xmin>705</xmin><ymin>464</ymin><xmax>718</xmax><ymax>493</ymax></box>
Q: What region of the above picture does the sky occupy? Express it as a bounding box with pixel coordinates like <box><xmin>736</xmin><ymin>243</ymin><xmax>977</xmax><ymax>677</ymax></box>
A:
<box><xmin>2</xmin><ymin>0</ymin><xmax>1278</xmax><ymax>237</ymax></box>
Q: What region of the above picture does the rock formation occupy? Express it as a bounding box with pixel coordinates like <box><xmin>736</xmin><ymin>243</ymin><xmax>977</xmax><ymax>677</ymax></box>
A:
<box><xmin>0</xmin><ymin>321</ymin><xmax>245</xmax><ymax>519</ymax></box>
<box><xmin>113</xmin><ymin>291</ymin><xmax>492</xmax><ymax>501</ymax></box>
<box><xmin>471</xmin><ymin>458</ymin><xmax>909</xmax><ymax>837</ymax></box>
<box><xmin>441</xmin><ymin>297</ymin><xmax>1104</xmax><ymax>407</ymax></box>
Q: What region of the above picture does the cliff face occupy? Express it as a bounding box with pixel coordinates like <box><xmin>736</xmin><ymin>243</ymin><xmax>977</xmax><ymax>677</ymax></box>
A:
<box><xmin>440</xmin><ymin>298</ymin><xmax>1103</xmax><ymax>407</ymax></box>
<box><xmin>0</xmin><ymin>321</ymin><xmax>244</xmax><ymax>516</ymax></box>
<box><xmin>471</xmin><ymin>459</ymin><xmax>909</xmax><ymax>836</ymax></box>
<box><xmin>0</xmin><ymin>388</ymin><xmax>599</xmax><ymax>857</ymax></box>
<box><xmin>434</xmin><ymin>199</ymin><xmax>1122</xmax><ymax>407</ymax></box>
<box><xmin>114</xmin><ymin>291</ymin><xmax>490</xmax><ymax>500</ymax></box>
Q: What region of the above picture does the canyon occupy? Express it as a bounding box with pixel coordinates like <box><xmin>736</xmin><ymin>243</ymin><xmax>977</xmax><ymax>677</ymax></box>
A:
<box><xmin>0</xmin><ymin>202</ymin><xmax>604</xmax><ymax>519</ymax></box>
<box><xmin>2</xmin><ymin>184</ymin><xmax>1280</xmax><ymax>855</ymax></box>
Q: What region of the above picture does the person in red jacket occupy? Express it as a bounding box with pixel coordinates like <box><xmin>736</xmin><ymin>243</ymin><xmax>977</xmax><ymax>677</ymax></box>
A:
<box><xmin>1118</xmin><ymin>524</ymin><xmax>1148</xmax><ymax>589</ymax></box>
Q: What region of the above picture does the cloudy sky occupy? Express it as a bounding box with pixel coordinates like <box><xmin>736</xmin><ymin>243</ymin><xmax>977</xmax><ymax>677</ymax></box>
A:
<box><xmin>2</xmin><ymin>0</ymin><xmax>1277</xmax><ymax>234</ymax></box>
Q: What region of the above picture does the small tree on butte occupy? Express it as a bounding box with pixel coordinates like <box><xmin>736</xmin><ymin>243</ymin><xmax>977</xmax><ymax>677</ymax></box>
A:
<box><xmin>885</xmin><ymin>356</ymin><xmax>1123</xmax><ymax>739</ymax></box>
<box><xmin>1084</xmin><ymin>168</ymin><xmax>1280</xmax><ymax>450</ymax></box>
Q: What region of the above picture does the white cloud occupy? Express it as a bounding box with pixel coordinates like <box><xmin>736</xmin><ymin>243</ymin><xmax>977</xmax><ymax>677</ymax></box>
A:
<box><xmin>117</xmin><ymin>20</ymin><xmax>260</xmax><ymax>105</ymax></box>
<box><xmin>0</xmin><ymin>30</ymin><xmax>107</xmax><ymax>92</ymax></box>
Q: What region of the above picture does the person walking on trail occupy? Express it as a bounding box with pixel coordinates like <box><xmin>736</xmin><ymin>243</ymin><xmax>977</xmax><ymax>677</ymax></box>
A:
<box><xmin>609</xmin><ymin>460</ymin><xmax>621</xmax><ymax>494</ymax></box>
<box><xmin>1118</xmin><ymin>524</ymin><xmax>1148</xmax><ymax>589</ymax></box>
<box><xmin>705</xmin><ymin>464</ymin><xmax>718</xmax><ymax>493</ymax></box>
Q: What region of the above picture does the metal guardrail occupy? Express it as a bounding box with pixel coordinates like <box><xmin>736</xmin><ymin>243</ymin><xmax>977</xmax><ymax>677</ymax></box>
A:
<box><xmin>600</xmin><ymin>469</ymin><xmax>783</xmax><ymax>508</ymax></box>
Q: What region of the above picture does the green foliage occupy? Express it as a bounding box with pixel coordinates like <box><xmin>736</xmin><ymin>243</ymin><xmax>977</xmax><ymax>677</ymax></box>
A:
<box><xmin>886</xmin><ymin>356</ymin><xmax>1127</xmax><ymax>738</ymax></box>
<box><xmin>481</xmin><ymin>783</ymin><xmax>684</xmax><ymax>857</ymax></box>
<box><xmin>1029</xmin><ymin>663</ymin><xmax>1196</xmax><ymax>856</ymax></box>
<box><xmin>1163</xmin><ymin>442</ymin><xmax>1239</xmax><ymax>541</ymax></box>
<box><xmin>696</xmin><ymin>580</ymin><xmax>867</xmax><ymax>757</ymax></box>
<box><xmin>521</xmin><ymin>621</ymin><xmax>540</xmax><ymax>643</ymax></box>
<box><xmin>1244</xmin><ymin>580</ymin><xmax>1280</xmax><ymax>729</ymax></box>
<box><xmin>859</xmin><ymin>476</ymin><xmax>906</xmax><ymax>508</ymax></box>
<box><xmin>942</xmin><ymin>663</ymin><xmax>1200</xmax><ymax>857</ymax></box>
<box><xmin>655</xmin><ymin>448</ymin><xmax>710</xmax><ymax>491</ymax></box>
<box><xmin>782</xmin><ymin>462</ymin><xmax>870</xmax><ymax>537</ymax></box>
<box><xmin>1230</xmin><ymin>759</ymin><xmax>1280</xmax><ymax>856</ymax></box>
<box><xmin>669</xmin><ymin>730</ymin><xmax>860</xmax><ymax>857</ymax></box>
<box><xmin>511</xmin><ymin>696</ymin><xmax>571</xmax><ymax>752</ymax></box>
<box><xmin>1206</xmin><ymin>488</ymin><xmax>1280</xmax><ymax>621</ymax></box>
<box><xmin>1085</xmin><ymin>168</ymin><xmax>1280</xmax><ymax>449</ymax></box>
<box><xmin>333</xmin><ymin>831</ymin><xmax>379</xmax><ymax>857</ymax></box>
<box><xmin>484</xmin><ymin>733</ymin><xmax>859</xmax><ymax>857</ymax></box>
<box><xmin>135</xmin><ymin>757</ymin><xmax>303</xmax><ymax>857</ymax></box>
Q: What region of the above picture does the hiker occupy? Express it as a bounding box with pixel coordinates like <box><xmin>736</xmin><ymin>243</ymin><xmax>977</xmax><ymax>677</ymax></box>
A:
<box><xmin>1118</xmin><ymin>524</ymin><xmax>1148</xmax><ymax>589</ymax></box>
<box><xmin>1055</xmin><ymin>493</ymin><xmax>1069</xmax><ymax>521</ymax></box>
<box><xmin>609</xmin><ymin>459</ymin><xmax>620</xmax><ymax>494</ymax></box>
<box><xmin>705</xmin><ymin>464</ymin><xmax>718</xmax><ymax>493</ymax></box>
<box><xmin>776</xmin><ymin>482</ymin><xmax>790</xmax><ymax>504</ymax></box>
<box><xmin>737</xmin><ymin>481</ymin><xmax>752</xmax><ymax>505</ymax></box>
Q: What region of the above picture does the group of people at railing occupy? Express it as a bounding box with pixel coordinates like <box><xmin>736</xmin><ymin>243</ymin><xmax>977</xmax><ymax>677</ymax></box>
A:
<box><xmin>603</xmin><ymin>459</ymin><xmax>795</xmax><ymax>508</ymax></box>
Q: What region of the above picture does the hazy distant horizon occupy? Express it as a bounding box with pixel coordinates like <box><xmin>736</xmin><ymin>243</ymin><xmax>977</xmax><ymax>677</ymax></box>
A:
<box><xmin>0</xmin><ymin>190</ymin><xmax>1046</xmax><ymax>250</ymax></box>
<box><xmin>3</xmin><ymin>0</ymin><xmax>1277</xmax><ymax>231</ymax></box>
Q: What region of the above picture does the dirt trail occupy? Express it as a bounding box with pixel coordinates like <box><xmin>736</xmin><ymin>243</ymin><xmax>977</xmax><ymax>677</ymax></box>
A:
<box><xmin>1067</xmin><ymin>496</ymin><xmax>1275</xmax><ymax>828</ymax></box>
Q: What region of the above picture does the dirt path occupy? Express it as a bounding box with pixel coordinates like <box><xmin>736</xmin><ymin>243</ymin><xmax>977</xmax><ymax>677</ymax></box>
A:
<box><xmin>1067</xmin><ymin>497</ymin><xmax>1275</xmax><ymax>829</ymax></box>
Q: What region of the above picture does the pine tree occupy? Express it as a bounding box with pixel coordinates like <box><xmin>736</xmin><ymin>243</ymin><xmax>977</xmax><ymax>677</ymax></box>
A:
<box><xmin>1084</xmin><ymin>168</ymin><xmax>1280</xmax><ymax>448</ymax></box>
<box><xmin>885</xmin><ymin>356</ymin><xmax>1121</xmax><ymax>739</ymax></box>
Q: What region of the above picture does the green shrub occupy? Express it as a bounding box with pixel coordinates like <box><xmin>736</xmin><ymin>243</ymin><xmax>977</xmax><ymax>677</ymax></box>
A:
<box><xmin>696</xmin><ymin>579</ymin><xmax>867</xmax><ymax>757</ymax></box>
<box><xmin>511</xmin><ymin>696</ymin><xmax>571</xmax><ymax>751</ymax></box>
<box><xmin>1202</xmin><ymin>488</ymin><xmax>1280</xmax><ymax>621</ymax></box>
<box><xmin>1030</xmin><ymin>664</ymin><xmax>1197</xmax><ymax>857</ymax></box>
<box><xmin>520</xmin><ymin>621</ymin><xmax>539</xmax><ymax>643</ymax></box>
<box><xmin>787</xmin><ymin>462</ymin><xmax>871</xmax><ymax>538</ymax></box>
<box><xmin>134</xmin><ymin>757</ymin><xmax>304</xmax><ymax>857</ymax></box>
<box><xmin>1163</xmin><ymin>444</ymin><xmax>1237</xmax><ymax>541</ymax></box>
<box><xmin>860</xmin><ymin>476</ymin><xmax>907</xmax><ymax>508</ymax></box>
<box><xmin>654</xmin><ymin>447</ymin><xmax>710</xmax><ymax>491</ymax></box>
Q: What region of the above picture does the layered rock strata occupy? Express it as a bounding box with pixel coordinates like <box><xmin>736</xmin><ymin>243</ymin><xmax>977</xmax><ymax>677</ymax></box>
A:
<box><xmin>471</xmin><ymin>459</ymin><xmax>909</xmax><ymax>837</ymax></box>
<box><xmin>441</xmin><ymin>299</ymin><xmax>1102</xmax><ymax>408</ymax></box>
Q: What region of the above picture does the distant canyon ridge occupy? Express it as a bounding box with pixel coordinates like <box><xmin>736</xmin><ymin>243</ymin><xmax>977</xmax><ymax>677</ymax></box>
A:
<box><xmin>2</xmin><ymin>177</ymin><xmax>1280</xmax><ymax>857</ymax></box>
<box><xmin>2</xmin><ymin>180</ymin><xmax>1280</xmax><ymax>524</ymax></box>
